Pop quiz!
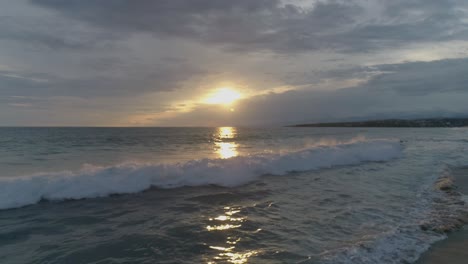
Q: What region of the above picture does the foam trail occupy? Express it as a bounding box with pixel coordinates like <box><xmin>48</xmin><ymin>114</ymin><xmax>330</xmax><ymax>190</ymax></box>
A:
<box><xmin>0</xmin><ymin>139</ymin><xmax>402</xmax><ymax>210</ymax></box>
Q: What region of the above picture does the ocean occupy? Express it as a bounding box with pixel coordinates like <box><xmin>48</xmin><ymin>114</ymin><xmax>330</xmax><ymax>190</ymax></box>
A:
<box><xmin>0</xmin><ymin>127</ymin><xmax>467</xmax><ymax>263</ymax></box>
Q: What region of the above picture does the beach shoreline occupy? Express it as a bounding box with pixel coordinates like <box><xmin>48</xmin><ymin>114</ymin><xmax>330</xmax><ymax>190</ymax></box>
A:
<box><xmin>416</xmin><ymin>167</ymin><xmax>468</xmax><ymax>264</ymax></box>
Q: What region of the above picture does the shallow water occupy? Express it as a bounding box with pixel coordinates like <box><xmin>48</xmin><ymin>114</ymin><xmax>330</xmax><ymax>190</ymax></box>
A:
<box><xmin>416</xmin><ymin>168</ymin><xmax>468</xmax><ymax>264</ymax></box>
<box><xmin>0</xmin><ymin>127</ymin><xmax>467</xmax><ymax>263</ymax></box>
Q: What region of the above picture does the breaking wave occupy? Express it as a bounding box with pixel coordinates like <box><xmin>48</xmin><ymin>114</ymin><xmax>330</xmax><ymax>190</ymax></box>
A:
<box><xmin>0</xmin><ymin>139</ymin><xmax>402</xmax><ymax>210</ymax></box>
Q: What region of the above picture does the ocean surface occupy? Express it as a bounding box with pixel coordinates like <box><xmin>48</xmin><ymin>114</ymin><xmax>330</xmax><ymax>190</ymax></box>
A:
<box><xmin>0</xmin><ymin>127</ymin><xmax>467</xmax><ymax>263</ymax></box>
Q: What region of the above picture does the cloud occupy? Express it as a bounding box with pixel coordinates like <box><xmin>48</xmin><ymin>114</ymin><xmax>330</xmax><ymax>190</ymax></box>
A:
<box><xmin>362</xmin><ymin>58</ymin><xmax>468</xmax><ymax>96</ymax></box>
<box><xmin>0</xmin><ymin>61</ymin><xmax>205</xmax><ymax>98</ymax></box>
<box><xmin>30</xmin><ymin>0</ymin><xmax>468</xmax><ymax>53</ymax></box>
<box><xmin>0</xmin><ymin>15</ymin><xmax>119</xmax><ymax>50</ymax></box>
<box><xmin>160</xmin><ymin>57</ymin><xmax>468</xmax><ymax>126</ymax></box>
<box><xmin>1</xmin><ymin>1</ymin><xmax>468</xmax><ymax>126</ymax></box>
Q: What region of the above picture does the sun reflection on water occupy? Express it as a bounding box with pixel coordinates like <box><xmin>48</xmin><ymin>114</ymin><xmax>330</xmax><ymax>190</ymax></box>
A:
<box><xmin>206</xmin><ymin>206</ymin><xmax>244</xmax><ymax>231</ymax></box>
<box><xmin>215</xmin><ymin>127</ymin><xmax>238</xmax><ymax>159</ymax></box>
<box><xmin>206</xmin><ymin>206</ymin><xmax>259</xmax><ymax>263</ymax></box>
<box><xmin>206</xmin><ymin>224</ymin><xmax>242</xmax><ymax>231</ymax></box>
<box><xmin>218</xmin><ymin>127</ymin><xmax>236</xmax><ymax>139</ymax></box>
<box><xmin>216</xmin><ymin>142</ymin><xmax>238</xmax><ymax>159</ymax></box>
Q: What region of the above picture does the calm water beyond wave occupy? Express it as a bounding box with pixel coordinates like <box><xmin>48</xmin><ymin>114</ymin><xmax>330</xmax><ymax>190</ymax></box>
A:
<box><xmin>1</xmin><ymin>127</ymin><xmax>468</xmax><ymax>263</ymax></box>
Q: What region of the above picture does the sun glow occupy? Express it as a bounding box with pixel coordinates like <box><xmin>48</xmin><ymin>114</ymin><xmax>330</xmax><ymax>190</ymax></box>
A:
<box><xmin>204</xmin><ymin>88</ymin><xmax>242</xmax><ymax>105</ymax></box>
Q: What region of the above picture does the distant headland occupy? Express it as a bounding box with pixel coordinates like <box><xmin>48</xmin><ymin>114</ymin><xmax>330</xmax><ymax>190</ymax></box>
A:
<box><xmin>290</xmin><ymin>118</ymin><xmax>468</xmax><ymax>128</ymax></box>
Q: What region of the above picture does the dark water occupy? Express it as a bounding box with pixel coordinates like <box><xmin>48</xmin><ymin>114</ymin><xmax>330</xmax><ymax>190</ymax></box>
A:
<box><xmin>0</xmin><ymin>127</ymin><xmax>467</xmax><ymax>263</ymax></box>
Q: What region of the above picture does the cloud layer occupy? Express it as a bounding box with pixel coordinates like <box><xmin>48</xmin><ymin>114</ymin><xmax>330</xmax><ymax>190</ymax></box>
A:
<box><xmin>161</xmin><ymin>58</ymin><xmax>468</xmax><ymax>126</ymax></box>
<box><xmin>30</xmin><ymin>0</ymin><xmax>468</xmax><ymax>53</ymax></box>
<box><xmin>0</xmin><ymin>0</ymin><xmax>467</xmax><ymax>125</ymax></box>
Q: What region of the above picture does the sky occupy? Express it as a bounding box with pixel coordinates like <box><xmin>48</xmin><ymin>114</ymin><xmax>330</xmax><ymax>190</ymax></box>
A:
<box><xmin>1</xmin><ymin>0</ymin><xmax>468</xmax><ymax>126</ymax></box>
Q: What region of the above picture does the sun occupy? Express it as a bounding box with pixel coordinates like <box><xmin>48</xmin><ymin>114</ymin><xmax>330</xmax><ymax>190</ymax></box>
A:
<box><xmin>204</xmin><ymin>87</ymin><xmax>242</xmax><ymax>105</ymax></box>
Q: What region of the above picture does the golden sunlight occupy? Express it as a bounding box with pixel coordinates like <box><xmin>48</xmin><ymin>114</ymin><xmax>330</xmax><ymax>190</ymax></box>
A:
<box><xmin>216</xmin><ymin>142</ymin><xmax>238</xmax><ymax>159</ymax></box>
<box><xmin>218</xmin><ymin>127</ymin><xmax>236</xmax><ymax>139</ymax></box>
<box><xmin>204</xmin><ymin>88</ymin><xmax>242</xmax><ymax>105</ymax></box>
<box><xmin>215</xmin><ymin>127</ymin><xmax>238</xmax><ymax>159</ymax></box>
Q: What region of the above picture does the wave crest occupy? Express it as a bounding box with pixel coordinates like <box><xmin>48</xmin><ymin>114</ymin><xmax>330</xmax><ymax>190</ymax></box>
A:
<box><xmin>0</xmin><ymin>139</ymin><xmax>402</xmax><ymax>210</ymax></box>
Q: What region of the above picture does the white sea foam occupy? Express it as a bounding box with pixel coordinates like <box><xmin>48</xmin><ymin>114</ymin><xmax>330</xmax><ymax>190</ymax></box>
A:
<box><xmin>322</xmin><ymin>167</ymin><xmax>468</xmax><ymax>264</ymax></box>
<box><xmin>0</xmin><ymin>139</ymin><xmax>402</xmax><ymax>210</ymax></box>
<box><xmin>320</xmin><ymin>226</ymin><xmax>445</xmax><ymax>264</ymax></box>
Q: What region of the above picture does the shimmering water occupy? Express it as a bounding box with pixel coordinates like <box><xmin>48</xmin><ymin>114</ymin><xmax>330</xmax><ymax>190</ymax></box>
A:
<box><xmin>0</xmin><ymin>127</ymin><xmax>467</xmax><ymax>263</ymax></box>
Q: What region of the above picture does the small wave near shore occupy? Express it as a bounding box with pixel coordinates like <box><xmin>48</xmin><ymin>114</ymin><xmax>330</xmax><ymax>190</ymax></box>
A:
<box><xmin>321</xmin><ymin>167</ymin><xmax>468</xmax><ymax>264</ymax></box>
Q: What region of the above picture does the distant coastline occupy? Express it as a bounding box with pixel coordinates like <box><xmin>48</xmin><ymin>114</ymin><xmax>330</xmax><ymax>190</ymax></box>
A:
<box><xmin>290</xmin><ymin>118</ymin><xmax>468</xmax><ymax>128</ymax></box>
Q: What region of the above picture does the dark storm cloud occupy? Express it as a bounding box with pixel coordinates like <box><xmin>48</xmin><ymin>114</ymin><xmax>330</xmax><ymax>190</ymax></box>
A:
<box><xmin>30</xmin><ymin>0</ymin><xmax>468</xmax><ymax>53</ymax></box>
